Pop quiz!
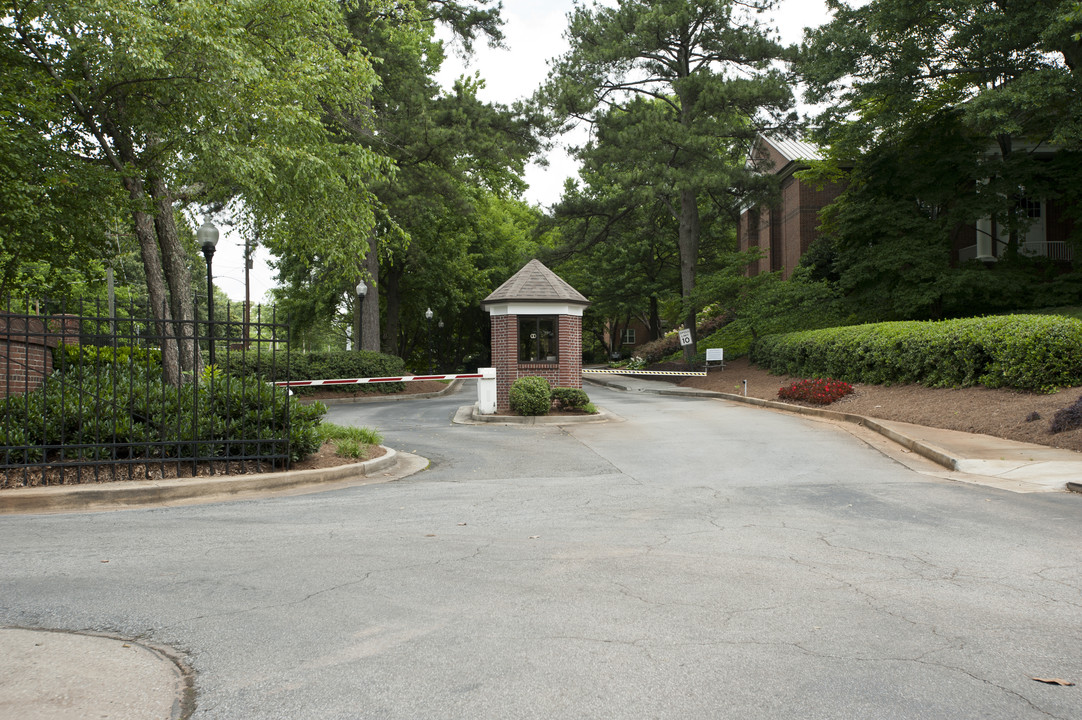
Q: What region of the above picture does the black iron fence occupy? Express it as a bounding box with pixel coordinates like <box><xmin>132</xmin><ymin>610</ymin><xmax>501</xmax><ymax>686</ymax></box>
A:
<box><xmin>0</xmin><ymin>294</ymin><xmax>293</xmax><ymax>488</ymax></box>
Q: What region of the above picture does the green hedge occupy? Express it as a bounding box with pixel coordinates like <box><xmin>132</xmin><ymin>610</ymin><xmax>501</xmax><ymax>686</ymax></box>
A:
<box><xmin>750</xmin><ymin>315</ymin><xmax>1082</xmax><ymax>393</ymax></box>
<box><xmin>54</xmin><ymin>342</ymin><xmax>162</xmax><ymax>371</ymax></box>
<box><xmin>214</xmin><ymin>350</ymin><xmax>407</xmax><ymax>394</ymax></box>
<box><xmin>1</xmin><ymin>363</ymin><xmax>324</xmax><ymax>466</ymax></box>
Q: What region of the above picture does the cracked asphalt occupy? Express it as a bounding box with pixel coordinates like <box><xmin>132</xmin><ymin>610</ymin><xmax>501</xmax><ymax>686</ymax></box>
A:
<box><xmin>1</xmin><ymin>384</ymin><xmax>1080</xmax><ymax>719</ymax></box>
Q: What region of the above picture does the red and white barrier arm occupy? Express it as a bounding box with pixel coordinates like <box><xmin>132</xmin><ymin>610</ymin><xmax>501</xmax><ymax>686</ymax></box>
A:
<box><xmin>274</xmin><ymin>372</ymin><xmax>486</xmax><ymax>388</ymax></box>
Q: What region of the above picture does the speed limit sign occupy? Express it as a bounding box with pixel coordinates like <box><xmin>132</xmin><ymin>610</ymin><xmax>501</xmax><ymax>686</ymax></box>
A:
<box><xmin>678</xmin><ymin>328</ymin><xmax>693</xmax><ymax>346</ymax></box>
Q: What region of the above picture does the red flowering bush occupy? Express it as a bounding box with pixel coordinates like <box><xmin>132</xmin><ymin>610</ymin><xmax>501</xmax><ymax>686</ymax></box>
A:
<box><xmin>777</xmin><ymin>378</ymin><xmax>854</xmax><ymax>405</ymax></box>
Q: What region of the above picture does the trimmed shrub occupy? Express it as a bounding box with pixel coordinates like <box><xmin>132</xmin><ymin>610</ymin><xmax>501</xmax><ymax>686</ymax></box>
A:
<box><xmin>509</xmin><ymin>376</ymin><xmax>552</xmax><ymax>416</ymax></box>
<box><xmin>751</xmin><ymin>315</ymin><xmax>1082</xmax><ymax>393</ymax></box>
<box><xmin>54</xmin><ymin>342</ymin><xmax>161</xmax><ymax>371</ymax></box>
<box><xmin>0</xmin><ymin>362</ymin><xmax>326</xmax><ymax>467</ymax></box>
<box><xmin>214</xmin><ymin>349</ymin><xmax>407</xmax><ymax>394</ymax></box>
<box><xmin>778</xmin><ymin>378</ymin><xmax>853</xmax><ymax>405</ymax></box>
<box><xmin>552</xmin><ymin>387</ymin><xmax>590</xmax><ymax>411</ymax></box>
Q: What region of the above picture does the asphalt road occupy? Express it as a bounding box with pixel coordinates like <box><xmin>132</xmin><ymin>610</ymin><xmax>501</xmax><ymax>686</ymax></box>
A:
<box><xmin>1</xmin><ymin>385</ymin><xmax>1080</xmax><ymax>719</ymax></box>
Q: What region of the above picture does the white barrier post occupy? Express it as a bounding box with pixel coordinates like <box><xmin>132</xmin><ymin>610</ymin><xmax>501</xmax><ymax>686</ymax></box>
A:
<box><xmin>477</xmin><ymin>367</ymin><xmax>497</xmax><ymax>415</ymax></box>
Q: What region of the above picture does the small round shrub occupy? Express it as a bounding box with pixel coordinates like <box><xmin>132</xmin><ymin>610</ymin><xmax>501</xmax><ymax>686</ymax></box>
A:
<box><xmin>509</xmin><ymin>376</ymin><xmax>552</xmax><ymax>416</ymax></box>
<box><xmin>552</xmin><ymin>387</ymin><xmax>590</xmax><ymax>411</ymax></box>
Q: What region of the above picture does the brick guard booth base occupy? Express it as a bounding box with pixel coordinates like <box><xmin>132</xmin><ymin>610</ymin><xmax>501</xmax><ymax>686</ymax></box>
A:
<box><xmin>481</xmin><ymin>260</ymin><xmax>591</xmax><ymax>414</ymax></box>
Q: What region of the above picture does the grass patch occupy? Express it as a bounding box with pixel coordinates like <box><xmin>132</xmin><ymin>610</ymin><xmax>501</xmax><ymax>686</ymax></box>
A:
<box><xmin>317</xmin><ymin>423</ymin><xmax>383</xmax><ymax>459</ymax></box>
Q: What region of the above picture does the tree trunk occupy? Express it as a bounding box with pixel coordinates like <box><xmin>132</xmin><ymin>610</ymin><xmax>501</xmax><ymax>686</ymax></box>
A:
<box><xmin>124</xmin><ymin>178</ymin><xmax>181</xmax><ymax>386</ymax></box>
<box><xmin>649</xmin><ymin>296</ymin><xmax>661</xmax><ymax>340</ymax></box>
<box><xmin>678</xmin><ymin>188</ymin><xmax>701</xmax><ymax>364</ymax></box>
<box><xmin>996</xmin><ymin>133</ymin><xmax>1019</xmax><ymax>260</ymax></box>
<box><xmin>361</xmin><ymin>234</ymin><xmax>381</xmax><ymax>351</ymax></box>
<box><xmin>384</xmin><ymin>263</ymin><xmax>403</xmax><ymax>356</ymax></box>
<box><xmin>150</xmin><ymin>178</ymin><xmax>199</xmax><ymax>376</ymax></box>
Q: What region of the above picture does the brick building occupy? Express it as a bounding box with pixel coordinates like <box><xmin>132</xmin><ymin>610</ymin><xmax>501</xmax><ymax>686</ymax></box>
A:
<box><xmin>737</xmin><ymin>135</ymin><xmax>846</xmax><ymax>279</ymax></box>
<box><xmin>481</xmin><ymin>260</ymin><xmax>590</xmax><ymax>412</ymax></box>
<box><xmin>0</xmin><ymin>313</ymin><xmax>80</xmax><ymax>399</ymax></box>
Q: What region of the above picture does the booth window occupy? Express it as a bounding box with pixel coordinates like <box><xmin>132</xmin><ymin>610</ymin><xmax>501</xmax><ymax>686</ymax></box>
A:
<box><xmin>519</xmin><ymin>316</ymin><xmax>557</xmax><ymax>362</ymax></box>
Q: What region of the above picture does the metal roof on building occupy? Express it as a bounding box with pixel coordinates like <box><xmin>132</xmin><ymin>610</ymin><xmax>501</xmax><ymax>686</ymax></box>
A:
<box><xmin>482</xmin><ymin>259</ymin><xmax>590</xmax><ymax>306</ymax></box>
<box><xmin>760</xmin><ymin>135</ymin><xmax>824</xmax><ymax>163</ymax></box>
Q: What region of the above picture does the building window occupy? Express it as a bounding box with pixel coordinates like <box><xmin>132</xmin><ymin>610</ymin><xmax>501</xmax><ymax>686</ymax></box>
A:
<box><xmin>1019</xmin><ymin>196</ymin><xmax>1042</xmax><ymax>219</ymax></box>
<box><xmin>519</xmin><ymin>316</ymin><xmax>557</xmax><ymax>362</ymax></box>
<box><xmin>621</xmin><ymin>328</ymin><xmax>636</xmax><ymax>345</ymax></box>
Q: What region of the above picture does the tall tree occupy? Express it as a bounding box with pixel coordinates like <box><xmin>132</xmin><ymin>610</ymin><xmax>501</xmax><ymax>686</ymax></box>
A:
<box><xmin>539</xmin><ymin>0</ymin><xmax>794</xmax><ymax>360</ymax></box>
<box><xmin>802</xmin><ymin>0</ymin><xmax>1082</xmax><ymax>152</ymax></box>
<box><xmin>270</xmin><ymin>0</ymin><xmax>539</xmax><ymax>354</ymax></box>
<box><xmin>800</xmin><ymin>0</ymin><xmax>1082</xmax><ymax>260</ymax></box>
<box><xmin>3</xmin><ymin>0</ymin><xmax>391</xmax><ymax>383</ymax></box>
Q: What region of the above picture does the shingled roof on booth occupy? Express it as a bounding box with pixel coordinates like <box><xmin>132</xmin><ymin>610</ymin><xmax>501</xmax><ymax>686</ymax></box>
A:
<box><xmin>482</xmin><ymin>259</ymin><xmax>590</xmax><ymax>307</ymax></box>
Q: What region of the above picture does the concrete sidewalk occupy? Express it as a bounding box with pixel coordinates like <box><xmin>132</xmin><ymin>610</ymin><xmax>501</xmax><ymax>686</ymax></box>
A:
<box><xmin>584</xmin><ymin>373</ymin><xmax>1082</xmax><ymax>494</ymax></box>
<box><xmin>0</xmin><ymin>628</ymin><xmax>191</xmax><ymax>720</ymax></box>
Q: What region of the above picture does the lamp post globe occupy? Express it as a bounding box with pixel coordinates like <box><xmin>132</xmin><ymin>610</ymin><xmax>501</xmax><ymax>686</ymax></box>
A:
<box><xmin>424</xmin><ymin>308</ymin><xmax>434</xmax><ymax>374</ymax></box>
<box><xmin>197</xmin><ymin>216</ymin><xmax>219</xmax><ymax>366</ymax></box>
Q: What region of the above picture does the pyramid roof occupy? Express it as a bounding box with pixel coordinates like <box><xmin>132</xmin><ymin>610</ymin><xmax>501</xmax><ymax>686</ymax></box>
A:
<box><xmin>482</xmin><ymin>259</ymin><xmax>589</xmax><ymax>307</ymax></box>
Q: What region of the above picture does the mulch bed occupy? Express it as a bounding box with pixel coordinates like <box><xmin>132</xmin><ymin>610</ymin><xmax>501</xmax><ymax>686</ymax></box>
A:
<box><xmin>680</xmin><ymin>356</ymin><xmax>1082</xmax><ymax>454</ymax></box>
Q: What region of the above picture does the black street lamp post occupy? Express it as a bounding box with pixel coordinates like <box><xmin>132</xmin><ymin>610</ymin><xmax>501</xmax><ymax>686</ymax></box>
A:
<box><xmin>425</xmin><ymin>307</ymin><xmax>434</xmax><ymax>374</ymax></box>
<box><xmin>197</xmin><ymin>216</ymin><xmax>219</xmax><ymax>367</ymax></box>
<box><xmin>437</xmin><ymin>319</ymin><xmax>444</xmax><ymax>371</ymax></box>
<box><xmin>354</xmin><ymin>281</ymin><xmax>367</xmax><ymax>352</ymax></box>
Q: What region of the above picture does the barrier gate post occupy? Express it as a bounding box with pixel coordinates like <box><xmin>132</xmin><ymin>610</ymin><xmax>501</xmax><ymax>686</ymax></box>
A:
<box><xmin>477</xmin><ymin>367</ymin><xmax>497</xmax><ymax>415</ymax></box>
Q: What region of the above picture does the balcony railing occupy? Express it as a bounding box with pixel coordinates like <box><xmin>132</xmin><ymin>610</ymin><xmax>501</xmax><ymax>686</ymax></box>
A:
<box><xmin>958</xmin><ymin>241</ymin><xmax>1073</xmax><ymax>263</ymax></box>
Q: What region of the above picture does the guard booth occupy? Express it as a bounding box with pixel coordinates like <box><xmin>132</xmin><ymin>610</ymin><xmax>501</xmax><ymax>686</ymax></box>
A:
<box><xmin>481</xmin><ymin>260</ymin><xmax>590</xmax><ymax>413</ymax></box>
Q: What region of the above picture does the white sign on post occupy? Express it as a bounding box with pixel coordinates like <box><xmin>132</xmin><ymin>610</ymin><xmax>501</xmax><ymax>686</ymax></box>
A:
<box><xmin>678</xmin><ymin>328</ymin><xmax>693</xmax><ymax>347</ymax></box>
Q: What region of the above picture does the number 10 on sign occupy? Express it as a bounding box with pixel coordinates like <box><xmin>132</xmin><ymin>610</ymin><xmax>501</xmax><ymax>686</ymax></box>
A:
<box><xmin>678</xmin><ymin>329</ymin><xmax>693</xmax><ymax>346</ymax></box>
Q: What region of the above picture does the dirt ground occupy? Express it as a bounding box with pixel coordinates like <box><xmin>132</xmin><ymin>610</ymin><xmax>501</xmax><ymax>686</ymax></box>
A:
<box><xmin>678</xmin><ymin>356</ymin><xmax>1082</xmax><ymax>454</ymax></box>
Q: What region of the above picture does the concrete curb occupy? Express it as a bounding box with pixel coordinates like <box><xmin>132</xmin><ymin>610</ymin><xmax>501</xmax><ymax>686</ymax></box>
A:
<box><xmin>0</xmin><ymin>446</ymin><xmax>409</xmax><ymax>515</ymax></box>
<box><xmin>452</xmin><ymin>404</ymin><xmax>620</xmax><ymax>426</ymax></box>
<box><xmin>300</xmin><ymin>379</ymin><xmax>463</xmax><ymax>406</ymax></box>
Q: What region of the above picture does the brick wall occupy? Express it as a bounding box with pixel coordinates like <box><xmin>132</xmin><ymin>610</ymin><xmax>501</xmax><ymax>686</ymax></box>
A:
<box><xmin>0</xmin><ymin>314</ymin><xmax>80</xmax><ymax>400</ymax></box>
<box><xmin>491</xmin><ymin>313</ymin><xmax>583</xmax><ymax>412</ymax></box>
<box><xmin>738</xmin><ymin>208</ymin><xmax>760</xmax><ymax>277</ymax></box>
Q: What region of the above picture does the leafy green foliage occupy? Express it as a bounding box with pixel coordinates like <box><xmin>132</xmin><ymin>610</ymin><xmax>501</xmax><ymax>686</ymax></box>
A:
<box><xmin>2</xmin><ymin>0</ymin><xmax>394</xmax><ymax>347</ymax></box>
<box><xmin>751</xmin><ymin>315</ymin><xmax>1082</xmax><ymax>393</ymax></box>
<box><xmin>509</xmin><ymin>376</ymin><xmax>552</xmax><ymax>416</ymax></box>
<box><xmin>797</xmin><ymin>112</ymin><xmax>1082</xmax><ymax>320</ymax></box>
<box><xmin>214</xmin><ymin>350</ymin><xmax>408</xmax><ymax>395</ymax></box>
<box><xmin>796</xmin><ymin>0</ymin><xmax>1082</xmax><ymax>319</ymax></box>
<box><xmin>54</xmin><ymin>343</ymin><xmax>161</xmax><ymax>372</ymax></box>
<box><xmin>540</xmin><ymin>0</ymin><xmax>795</xmax><ymax>353</ymax></box>
<box><xmin>551</xmin><ymin>388</ymin><xmax>591</xmax><ymax>411</ymax></box>
<box><xmin>801</xmin><ymin>0</ymin><xmax>1082</xmax><ymax>155</ymax></box>
<box><xmin>0</xmin><ymin>363</ymin><xmax>326</xmax><ymax>468</ymax></box>
<box><xmin>275</xmin><ymin>1</ymin><xmax>540</xmax><ymax>360</ymax></box>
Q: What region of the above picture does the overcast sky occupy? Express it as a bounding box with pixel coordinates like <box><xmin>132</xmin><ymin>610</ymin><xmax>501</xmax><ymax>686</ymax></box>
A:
<box><xmin>215</xmin><ymin>0</ymin><xmax>834</xmax><ymax>303</ymax></box>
